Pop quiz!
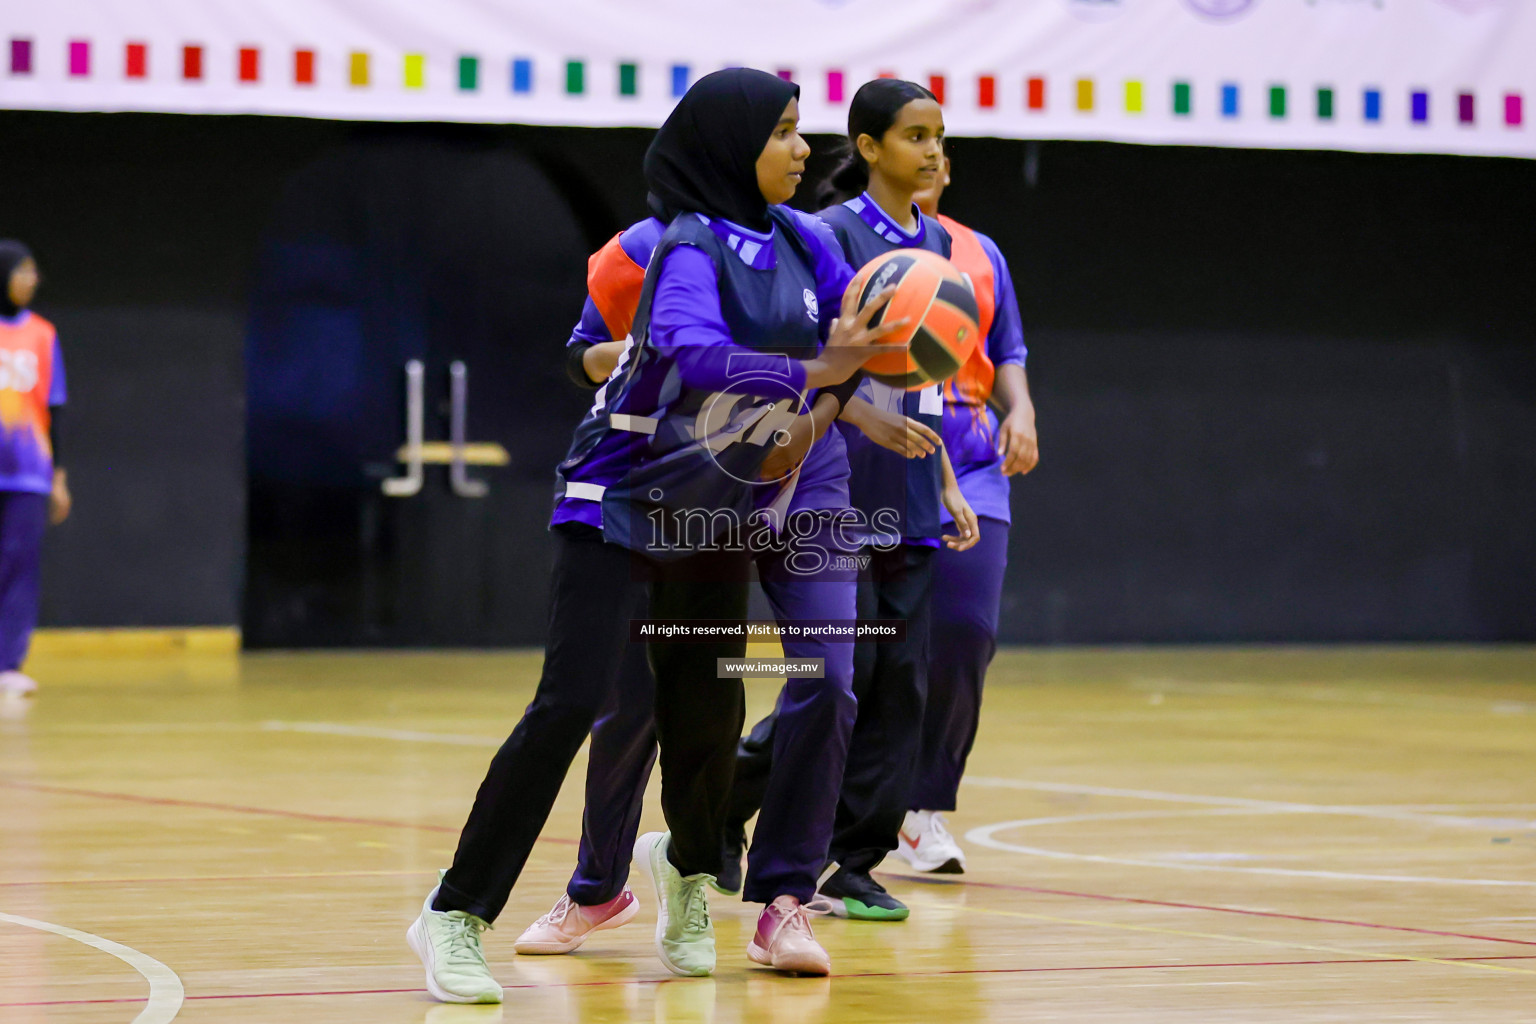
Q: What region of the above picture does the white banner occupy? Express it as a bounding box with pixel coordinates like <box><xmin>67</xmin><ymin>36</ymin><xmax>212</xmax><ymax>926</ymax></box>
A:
<box><xmin>1</xmin><ymin>0</ymin><xmax>1532</xmax><ymax>158</ymax></box>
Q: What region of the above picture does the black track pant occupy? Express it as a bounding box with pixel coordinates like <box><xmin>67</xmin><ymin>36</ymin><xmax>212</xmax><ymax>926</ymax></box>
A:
<box><xmin>435</xmin><ymin>524</ymin><xmax>748</xmax><ymax>923</ymax></box>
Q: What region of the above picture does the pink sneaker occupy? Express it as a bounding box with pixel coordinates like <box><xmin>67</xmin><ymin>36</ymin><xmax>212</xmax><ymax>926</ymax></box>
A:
<box><xmin>746</xmin><ymin>895</ymin><xmax>832</xmax><ymax>976</ymax></box>
<box><xmin>513</xmin><ymin>889</ymin><xmax>639</xmax><ymax>955</ymax></box>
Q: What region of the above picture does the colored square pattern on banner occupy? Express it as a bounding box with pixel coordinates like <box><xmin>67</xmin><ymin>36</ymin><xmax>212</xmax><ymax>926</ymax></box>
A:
<box><xmin>10</xmin><ymin>38</ymin><xmax>33</xmax><ymax>75</ymax></box>
<box><xmin>0</xmin><ymin>21</ymin><xmax>1528</xmax><ymax>159</ymax></box>
<box><xmin>1027</xmin><ymin>77</ymin><xmax>1045</xmax><ymax>111</ymax></box>
<box><xmin>977</xmin><ymin>75</ymin><xmax>996</xmax><ymax>109</ymax></box>
<box><xmin>1222</xmin><ymin>83</ymin><xmax>1239</xmax><ymax>118</ymax></box>
<box><xmin>0</xmin><ymin>41</ymin><xmax>1514</xmax><ymax>133</ymax></box>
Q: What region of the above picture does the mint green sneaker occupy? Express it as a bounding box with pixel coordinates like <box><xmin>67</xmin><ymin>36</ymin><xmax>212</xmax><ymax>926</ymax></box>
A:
<box><xmin>634</xmin><ymin>831</ymin><xmax>715</xmax><ymax>976</ymax></box>
<box><xmin>406</xmin><ymin>875</ymin><xmax>504</xmax><ymax>1003</ymax></box>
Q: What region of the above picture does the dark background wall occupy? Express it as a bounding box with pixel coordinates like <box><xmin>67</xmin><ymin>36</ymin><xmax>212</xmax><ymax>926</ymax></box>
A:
<box><xmin>1</xmin><ymin>110</ymin><xmax>1531</xmax><ymax>642</ymax></box>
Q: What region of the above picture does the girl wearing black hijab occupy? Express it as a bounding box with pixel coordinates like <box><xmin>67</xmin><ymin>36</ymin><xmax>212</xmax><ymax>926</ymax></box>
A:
<box><xmin>0</xmin><ymin>242</ymin><xmax>71</xmax><ymax>699</ymax></box>
<box><xmin>408</xmin><ymin>69</ymin><xmax>898</xmax><ymax>999</ymax></box>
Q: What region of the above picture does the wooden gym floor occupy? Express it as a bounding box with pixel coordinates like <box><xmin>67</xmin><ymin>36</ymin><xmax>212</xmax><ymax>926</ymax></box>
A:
<box><xmin>2</xmin><ymin>647</ymin><xmax>1533</xmax><ymax>1022</ymax></box>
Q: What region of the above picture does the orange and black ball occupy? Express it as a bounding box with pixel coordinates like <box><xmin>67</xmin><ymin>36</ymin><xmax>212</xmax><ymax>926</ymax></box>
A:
<box><xmin>847</xmin><ymin>248</ymin><xmax>981</xmax><ymax>390</ymax></box>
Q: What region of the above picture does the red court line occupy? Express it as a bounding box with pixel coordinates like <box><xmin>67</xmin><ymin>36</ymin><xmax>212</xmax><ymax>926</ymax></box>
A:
<box><xmin>0</xmin><ymin>869</ymin><xmax>426</xmax><ymax>889</ymax></box>
<box><xmin>833</xmin><ymin>953</ymin><xmax>1536</xmax><ymax>982</ymax></box>
<box><xmin>0</xmin><ymin>779</ymin><xmax>578</xmax><ymax>846</ymax></box>
<box><xmin>0</xmin><ymin>988</ymin><xmax>420</xmax><ymax>1009</ymax></box>
<box><xmin>5</xmin><ymin>956</ymin><xmax>1534</xmax><ymax>1008</ymax></box>
<box><xmin>878</xmin><ymin>872</ymin><xmax>1536</xmax><ymax>948</ymax></box>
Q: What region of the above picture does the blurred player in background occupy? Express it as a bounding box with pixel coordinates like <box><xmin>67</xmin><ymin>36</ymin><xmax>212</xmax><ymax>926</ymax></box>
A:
<box><xmin>0</xmin><ymin>241</ymin><xmax>71</xmax><ymax>699</ymax></box>
<box><xmin>564</xmin><ymin>218</ymin><xmax>662</xmax><ymax>391</ymax></box>
<box><xmin>895</xmin><ymin>156</ymin><xmax>1039</xmax><ymax>874</ymax></box>
<box><xmin>498</xmin><ymin>215</ymin><xmax>670</xmax><ymax>954</ymax></box>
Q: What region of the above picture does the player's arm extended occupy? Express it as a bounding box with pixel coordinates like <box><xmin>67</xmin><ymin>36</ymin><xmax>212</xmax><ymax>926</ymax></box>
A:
<box><xmin>939</xmin><ymin>446</ymin><xmax>979</xmax><ymax>551</ymax></box>
<box><xmin>838</xmin><ymin>396</ymin><xmax>941</xmax><ymax>458</ymax></box>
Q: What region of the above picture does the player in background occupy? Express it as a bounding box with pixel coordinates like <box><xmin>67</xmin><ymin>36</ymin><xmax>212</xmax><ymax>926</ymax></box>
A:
<box><xmin>0</xmin><ymin>242</ymin><xmax>71</xmax><ymax>699</ymax></box>
<box><xmin>407</xmin><ymin>69</ymin><xmax>897</xmax><ymax>1000</ymax></box>
<box><xmin>722</xmin><ymin>79</ymin><xmax>979</xmax><ymax>923</ymax></box>
<box><xmin>895</xmin><ymin>156</ymin><xmax>1039</xmax><ymax>873</ymax></box>
<box><xmin>563</xmin><ymin>217</ymin><xmax>664</xmax><ymax>391</ymax></box>
<box><xmin>498</xmin><ymin>216</ymin><xmax>667</xmax><ymax>960</ymax></box>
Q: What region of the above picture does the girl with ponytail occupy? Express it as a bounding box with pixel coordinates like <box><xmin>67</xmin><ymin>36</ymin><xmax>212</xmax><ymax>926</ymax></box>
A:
<box><xmin>722</xmin><ymin>79</ymin><xmax>981</xmax><ymax>924</ymax></box>
<box><xmin>816</xmin><ymin>78</ymin><xmax>940</xmax><ymax>208</ymax></box>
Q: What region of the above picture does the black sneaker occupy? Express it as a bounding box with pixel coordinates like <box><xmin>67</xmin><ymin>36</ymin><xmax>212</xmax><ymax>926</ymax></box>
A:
<box><xmin>710</xmin><ymin>823</ymin><xmax>746</xmax><ymax>895</ymax></box>
<box><xmin>817</xmin><ymin>866</ymin><xmax>909</xmax><ymax>921</ymax></box>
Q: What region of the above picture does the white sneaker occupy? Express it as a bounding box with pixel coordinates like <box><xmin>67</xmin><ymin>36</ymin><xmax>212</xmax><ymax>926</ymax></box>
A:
<box><xmin>0</xmin><ymin>671</ymin><xmax>38</xmax><ymax>697</ymax></box>
<box><xmin>634</xmin><ymin>831</ymin><xmax>716</xmax><ymax>977</ymax></box>
<box><xmin>894</xmin><ymin>810</ymin><xmax>966</xmax><ymax>874</ymax></box>
<box><xmin>406</xmin><ymin>878</ymin><xmax>504</xmax><ymax>1004</ymax></box>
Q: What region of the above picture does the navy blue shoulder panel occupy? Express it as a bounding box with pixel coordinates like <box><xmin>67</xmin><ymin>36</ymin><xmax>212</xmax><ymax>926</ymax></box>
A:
<box><xmin>921</xmin><ymin>213</ymin><xmax>953</xmax><ymax>259</ymax></box>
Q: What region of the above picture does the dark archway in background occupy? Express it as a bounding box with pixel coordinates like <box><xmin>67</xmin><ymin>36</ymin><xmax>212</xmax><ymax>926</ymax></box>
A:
<box><xmin>243</xmin><ymin>132</ymin><xmax>604</xmax><ymax>645</ymax></box>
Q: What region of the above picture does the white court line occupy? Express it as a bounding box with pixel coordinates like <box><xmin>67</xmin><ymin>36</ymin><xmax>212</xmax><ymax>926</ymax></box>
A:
<box><xmin>1380</xmin><ymin>804</ymin><xmax>1536</xmax><ymax>812</ymax></box>
<box><xmin>0</xmin><ymin>912</ymin><xmax>184</xmax><ymax>1023</ymax></box>
<box><xmin>971</xmin><ymin>806</ymin><xmax>1264</xmax><ymax>829</ymax></box>
<box><xmin>1129</xmin><ymin>677</ymin><xmax>1536</xmax><ymax>714</ymax></box>
<box><xmin>960</xmin><ymin>777</ymin><xmax>1536</xmax><ymax>830</ymax></box>
<box><xmin>965</xmin><ymin>810</ymin><xmax>1536</xmax><ymax>887</ymax></box>
<box><xmin>261</xmin><ymin>721</ymin><xmax>500</xmax><ymax>746</ymax></box>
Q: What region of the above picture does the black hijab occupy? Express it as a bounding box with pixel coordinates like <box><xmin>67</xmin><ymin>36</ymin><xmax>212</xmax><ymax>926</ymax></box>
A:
<box><xmin>0</xmin><ymin>240</ymin><xmax>33</xmax><ymax>318</ymax></box>
<box><xmin>644</xmin><ymin>68</ymin><xmax>799</xmax><ymax>232</ymax></box>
